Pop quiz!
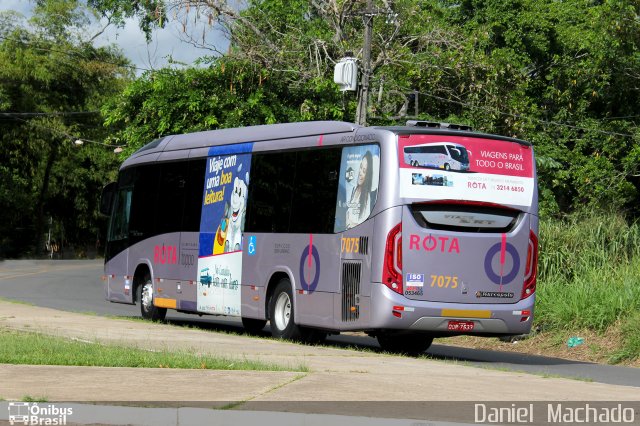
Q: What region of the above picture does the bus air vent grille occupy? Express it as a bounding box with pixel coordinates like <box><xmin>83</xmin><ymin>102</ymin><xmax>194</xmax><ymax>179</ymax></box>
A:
<box><xmin>341</xmin><ymin>261</ymin><xmax>361</xmax><ymax>322</ymax></box>
<box><xmin>359</xmin><ymin>237</ymin><xmax>369</xmax><ymax>255</ymax></box>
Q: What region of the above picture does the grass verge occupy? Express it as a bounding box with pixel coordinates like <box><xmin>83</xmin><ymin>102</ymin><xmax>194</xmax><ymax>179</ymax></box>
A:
<box><xmin>0</xmin><ymin>329</ymin><xmax>307</xmax><ymax>372</ymax></box>
<box><xmin>535</xmin><ymin>211</ymin><xmax>640</xmax><ymax>364</ymax></box>
<box><xmin>21</xmin><ymin>395</ymin><xmax>48</xmax><ymax>402</ymax></box>
<box><xmin>609</xmin><ymin>312</ymin><xmax>640</xmax><ymax>364</ymax></box>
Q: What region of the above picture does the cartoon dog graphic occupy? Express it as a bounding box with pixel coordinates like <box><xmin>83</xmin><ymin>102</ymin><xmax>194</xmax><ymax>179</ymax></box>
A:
<box><xmin>225</xmin><ymin>169</ymin><xmax>249</xmax><ymax>252</ymax></box>
<box><xmin>213</xmin><ymin>202</ymin><xmax>229</xmax><ymax>255</ymax></box>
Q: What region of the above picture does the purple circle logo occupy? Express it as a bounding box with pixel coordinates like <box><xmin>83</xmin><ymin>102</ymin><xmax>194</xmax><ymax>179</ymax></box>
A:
<box><xmin>299</xmin><ymin>245</ymin><xmax>320</xmax><ymax>292</ymax></box>
<box><xmin>484</xmin><ymin>242</ymin><xmax>520</xmax><ymax>285</ymax></box>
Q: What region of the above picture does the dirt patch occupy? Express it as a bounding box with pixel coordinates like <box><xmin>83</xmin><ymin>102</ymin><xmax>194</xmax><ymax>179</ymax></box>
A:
<box><xmin>436</xmin><ymin>325</ymin><xmax>640</xmax><ymax>368</ymax></box>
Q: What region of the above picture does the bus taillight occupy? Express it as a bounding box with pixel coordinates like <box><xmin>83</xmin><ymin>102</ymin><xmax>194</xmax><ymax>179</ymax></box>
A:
<box><xmin>522</xmin><ymin>230</ymin><xmax>538</xmax><ymax>300</ymax></box>
<box><xmin>383</xmin><ymin>223</ymin><xmax>403</xmax><ymax>295</ymax></box>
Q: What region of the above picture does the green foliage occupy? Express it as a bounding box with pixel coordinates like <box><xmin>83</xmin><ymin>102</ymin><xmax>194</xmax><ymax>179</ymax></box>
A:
<box><xmin>87</xmin><ymin>0</ymin><xmax>166</xmax><ymax>39</ymax></box>
<box><xmin>433</xmin><ymin>0</ymin><xmax>640</xmax><ymax>214</ymax></box>
<box><xmin>609</xmin><ymin>312</ymin><xmax>640</xmax><ymax>364</ymax></box>
<box><xmin>0</xmin><ymin>3</ymin><xmax>131</xmax><ymax>257</ymax></box>
<box><xmin>103</xmin><ymin>59</ymin><xmax>349</xmax><ymax>154</ymax></box>
<box><xmin>536</xmin><ymin>212</ymin><xmax>640</xmax><ymax>334</ymax></box>
<box><xmin>97</xmin><ymin>0</ymin><xmax>640</xmax><ymax>216</ymax></box>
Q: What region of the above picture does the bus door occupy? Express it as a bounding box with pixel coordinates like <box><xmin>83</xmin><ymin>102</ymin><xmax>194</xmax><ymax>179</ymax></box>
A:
<box><xmin>397</xmin><ymin>134</ymin><xmax>537</xmax><ymax>306</ymax></box>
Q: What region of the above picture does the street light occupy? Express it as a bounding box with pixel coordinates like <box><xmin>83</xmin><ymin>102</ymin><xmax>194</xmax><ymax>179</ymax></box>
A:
<box><xmin>72</xmin><ymin>138</ymin><xmax>123</xmax><ymax>153</ymax></box>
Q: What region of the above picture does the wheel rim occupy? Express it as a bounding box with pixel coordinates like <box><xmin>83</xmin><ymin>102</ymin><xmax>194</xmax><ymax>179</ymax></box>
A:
<box><xmin>141</xmin><ymin>282</ymin><xmax>153</xmax><ymax>312</ymax></box>
<box><xmin>274</xmin><ymin>292</ymin><xmax>291</xmax><ymax>331</ymax></box>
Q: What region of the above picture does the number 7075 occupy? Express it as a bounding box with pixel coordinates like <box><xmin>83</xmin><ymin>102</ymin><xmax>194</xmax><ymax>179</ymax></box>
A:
<box><xmin>430</xmin><ymin>275</ymin><xmax>458</xmax><ymax>289</ymax></box>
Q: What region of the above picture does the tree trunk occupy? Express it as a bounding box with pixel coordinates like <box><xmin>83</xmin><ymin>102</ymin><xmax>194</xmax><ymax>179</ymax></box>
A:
<box><xmin>34</xmin><ymin>141</ymin><xmax>59</xmax><ymax>257</ymax></box>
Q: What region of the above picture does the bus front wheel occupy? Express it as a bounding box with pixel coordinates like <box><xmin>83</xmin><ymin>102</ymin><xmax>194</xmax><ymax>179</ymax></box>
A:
<box><xmin>377</xmin><ymin>332</ymin><xmax>433</xmax><ymax>355</ymax></box>
<box><xmin>269</xmin><ymin>279</ymin><xmax>302</xmax><ymax>340</ymax></box>
<box><xmin>137</xmin><ymin>278</ymin><xmax>167</xmax><ymax>322</ymax></box>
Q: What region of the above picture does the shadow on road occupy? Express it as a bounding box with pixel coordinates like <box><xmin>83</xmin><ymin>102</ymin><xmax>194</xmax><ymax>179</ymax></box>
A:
<box><xmin>159</xmin><ymin>316</ymin><xmax>585</xmax><ymax>367</ymax></box>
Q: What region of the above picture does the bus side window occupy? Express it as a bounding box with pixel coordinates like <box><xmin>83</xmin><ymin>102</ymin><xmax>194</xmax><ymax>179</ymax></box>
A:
<box><xmin>129</xmin><ymin>164</ymin><xmax>161</xmax><ymax>245</ymax></box>
<box><xmin>246</xmin><ymin>147</ymin><xmax>341</xmax><ymax>234</ymax></box>
<box><xmin>156</xmin><ymin>162</ymin><xmax>187</xmax><ymax>235</ymax></box>
<box><xmin>182</xmin><ymin>159</ymin><xmax>206</xmax><ymax>232</ymax></box>
<box><xmin>289</xmin><ymin>147</ymin><xmax>341</xmax><ymax>234</ymax></box>
<box><xmin>246</xmin><ymin>151</ymin><xmax>296</xmax><ymax>233</ymax></box>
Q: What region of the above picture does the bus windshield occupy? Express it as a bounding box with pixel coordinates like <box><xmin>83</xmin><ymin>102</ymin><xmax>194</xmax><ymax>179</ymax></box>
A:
<box><xmin>446</xmin><ymin>144</ymin><xmax>468</xmax><ymax>163</ymax></box>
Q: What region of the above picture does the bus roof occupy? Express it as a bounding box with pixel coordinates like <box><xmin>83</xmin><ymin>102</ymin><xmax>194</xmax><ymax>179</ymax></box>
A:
<box><xmin>374</xmin><ymin>126</ymin><xmax>532</xmax><ymax>147</ymax></box>
<box><xmin>121</xmin><ymin>121</ymin><xmax>532</xmax><ymax>169</ymax></box>
<box><xmin>130</xmin><ymin>121</ymin><xmax>358</xmax><ymax>158</ymax></box>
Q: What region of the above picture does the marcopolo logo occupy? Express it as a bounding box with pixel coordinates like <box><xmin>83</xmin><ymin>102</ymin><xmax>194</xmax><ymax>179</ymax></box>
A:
<box><xmin>8</xmin><ymin>402</ymin><xmax>73</xmax><ymax>425</ymax></box>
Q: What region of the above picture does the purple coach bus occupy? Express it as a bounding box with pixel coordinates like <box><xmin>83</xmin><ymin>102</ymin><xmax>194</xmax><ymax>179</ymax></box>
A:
<box><xmin>101</xmin><ymin>120</ymin><xmax>539</xmax><ymax>354</ymax></box>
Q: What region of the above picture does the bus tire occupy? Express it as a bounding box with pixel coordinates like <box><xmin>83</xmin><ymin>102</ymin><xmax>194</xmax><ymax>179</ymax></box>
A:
<box><xmin>444</xmin><ymin>163</ymin><xmax>451</xmax><ymax>171</ymax></box>
<box><xmin>269</xmin><ymin>279</ymin><xmax>301</xmax><ymax>340</ymax></box>
<box><xmin>137</xmin><ymin>278</ymin><xmax>167</xmax><ymax>322</ymax></box>
<box><xmin>242</xmin><ymin>317</ymin><xmax>267</xmax><ymax>334</ymax></box>
<box><xmin>377</xmin><ymin>332</ymin><xmax>433</xmax><ymax>355</ymax></box>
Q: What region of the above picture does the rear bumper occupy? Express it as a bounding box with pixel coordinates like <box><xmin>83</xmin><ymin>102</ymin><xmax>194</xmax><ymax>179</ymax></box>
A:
<box><xmin>370</xmin><ymin>283</ymin><xmax>535</xmax><ymax>335</ymax></box>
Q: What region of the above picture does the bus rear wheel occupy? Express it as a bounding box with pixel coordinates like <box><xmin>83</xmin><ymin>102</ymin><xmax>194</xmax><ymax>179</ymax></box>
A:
<box><xmin>377</xmin><ymin>332</ymin><xmax>433</xmax><ymax>355</ymax></box>
<box><xmin>269</xmin><ymin>279</ymin><xmax>302</xmax><ymax>340</ymax></box>
<box><xmin>137</xmin><ymin>278</ymin><xmax>167</xmax><ymax>322</ymax></box>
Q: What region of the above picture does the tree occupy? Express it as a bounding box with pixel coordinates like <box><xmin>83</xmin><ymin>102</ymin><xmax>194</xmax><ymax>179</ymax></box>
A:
<box><xmin>103</xmin><ymin>58</ymin><xmax>348</xmax><ymax>154</ymax></box>
<box><xmin>97</xmin><ymin>0</ymin><xmax>640</xmax><ymax>217</ymax></box>
<box><xmin>0</xmin><ymin>1</ymin><xmax>132</xmax><ymax>257</ymax></box>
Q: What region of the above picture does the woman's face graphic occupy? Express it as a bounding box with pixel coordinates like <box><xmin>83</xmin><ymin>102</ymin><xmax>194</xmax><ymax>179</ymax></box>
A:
<box><xmin>358</xmin><ymin>156</ymin><xmax>369</xmax><ymax>186</ymax></box>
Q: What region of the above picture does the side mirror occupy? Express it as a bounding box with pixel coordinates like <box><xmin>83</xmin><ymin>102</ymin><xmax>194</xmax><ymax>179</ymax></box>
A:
<box><xmin>100</xmin><ymin>182</ymin><xmax>117</xmax><ymax>216</ymax></box>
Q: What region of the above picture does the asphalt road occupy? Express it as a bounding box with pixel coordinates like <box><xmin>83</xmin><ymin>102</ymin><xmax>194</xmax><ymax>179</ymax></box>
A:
<box><xmin>1</xmin><ymin>259</ymin><xmax>638</xmax><ymax>388</ymax></box>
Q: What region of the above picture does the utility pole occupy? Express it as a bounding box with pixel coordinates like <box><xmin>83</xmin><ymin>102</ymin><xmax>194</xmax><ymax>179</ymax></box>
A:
<box><xmin>355</xmin><ymin>0</ymin><xmax>374</xmax><ymax>127</ymax></box>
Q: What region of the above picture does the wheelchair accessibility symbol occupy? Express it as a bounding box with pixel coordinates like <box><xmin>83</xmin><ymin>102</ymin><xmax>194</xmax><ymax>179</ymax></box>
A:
<box><xmin>248</xmin><ymin>236</ymin><xmax>257</xmax><ymax>256</ymax></box>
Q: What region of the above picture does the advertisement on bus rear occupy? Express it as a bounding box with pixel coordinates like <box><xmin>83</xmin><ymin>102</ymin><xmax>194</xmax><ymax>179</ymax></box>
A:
<box><xmin>197</xmin><ymin>144</ymin><xmax>253</xmax><ymax>316</ymax></box>
<box><xmin>399</xmin><ymin>135</ymin><xmax>534</xmax><ymax>208</ymax></box>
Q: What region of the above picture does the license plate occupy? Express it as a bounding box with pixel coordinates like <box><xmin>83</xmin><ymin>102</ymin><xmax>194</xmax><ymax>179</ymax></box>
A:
<box><xmin>447</xmin><ymin>320</ymin><xmax>475</xmax><ymax>332</ymax></box>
